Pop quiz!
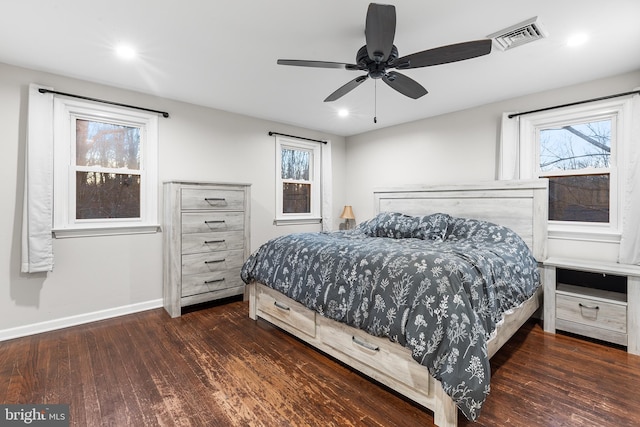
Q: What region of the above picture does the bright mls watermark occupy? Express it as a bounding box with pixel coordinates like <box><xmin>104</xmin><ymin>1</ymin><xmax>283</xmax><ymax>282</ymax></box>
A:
<box><xmin>1</xmin><ymin>405</ymin><xmax>69</xmax><ymax>426</ymax></box>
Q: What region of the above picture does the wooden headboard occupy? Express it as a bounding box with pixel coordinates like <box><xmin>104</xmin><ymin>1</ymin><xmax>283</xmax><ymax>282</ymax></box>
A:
<box><xmin>373</xmin><ymin>179</ymin><xmax>548</xmax><ymax>261</ymax></box>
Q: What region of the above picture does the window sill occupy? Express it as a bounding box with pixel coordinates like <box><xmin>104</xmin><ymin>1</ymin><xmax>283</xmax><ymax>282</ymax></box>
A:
<box><xmin>548</xmin><ymin>227</ymin><xmax>621</xmax><ymax>244</ymax></box>
<box><xmin>53</xmin><ymin>224</ymin><xmax>161</xmax><ymax>238</ymax></box>
<box><xmin>273</xmin><ymin>217</ymin><xmax>322</xmax><ymax>226</ymax></box>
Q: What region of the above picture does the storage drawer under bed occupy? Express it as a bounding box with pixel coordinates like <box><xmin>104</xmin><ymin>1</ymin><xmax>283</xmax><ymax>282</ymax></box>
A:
<box><xmin>255</xmin><ymin>285</ymin><xmax>316</xmax><ymax>338</ymax></box>
<box><xmin>317</xmin><ymin>319</ymin><xmax>431</xmax><ymax>393</ymax></box>
<box><xmin>253</xmin><ymin>283</ymin><xmax>430</xmax><ymax>395</ymax></box>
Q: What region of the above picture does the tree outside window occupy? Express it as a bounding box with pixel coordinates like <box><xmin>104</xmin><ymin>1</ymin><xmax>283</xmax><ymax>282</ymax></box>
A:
<box><xmin>538</xmin><ymin>118</ymin><xmax>612</xmax><ymax>223</ymax></box>
<box><xmin>53</xmin><ymin>96</ymin><xmax>158</xmax><ymax>237</ymax></box>
<box><xmin>75</xmin><ymin>119</ymin><xmax>142</xmax><ymax>219</ymax></box>
<box><xmin>275</xmin><ymin>137</ymin><xmax>321</xmax><ymax>224</ymax></box>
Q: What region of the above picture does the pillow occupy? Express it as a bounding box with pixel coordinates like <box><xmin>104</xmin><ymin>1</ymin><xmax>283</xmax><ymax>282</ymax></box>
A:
<box><xmin>357</xmin><ymin>212</ymin><xmax>451</xmax><ymax>240</ymax></box>
<box><xmin>356</xmin><ymin>212</ymin><xmax>420</xmax><ymax>239</ymax></box>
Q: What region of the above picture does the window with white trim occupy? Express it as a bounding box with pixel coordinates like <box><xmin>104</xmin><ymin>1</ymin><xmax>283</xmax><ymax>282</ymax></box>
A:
<box><xmin>275</xmin><ymin>136</ymin><xmax>321</xmax><ymax>224</ymax></box>
<box><xmin>53</xmin><ymin>97</ymin><xmax>159</xmax><ymax>237</ymax></box>
<box><xmin>518</xmin><ymin>98</ymin><xmax>630</xmax><ymax>240</ymax></box>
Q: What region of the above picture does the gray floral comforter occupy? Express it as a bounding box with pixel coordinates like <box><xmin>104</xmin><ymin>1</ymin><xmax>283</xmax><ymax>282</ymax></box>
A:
<box><xmin>240</xmin><ymin>212</ymin><xmax>540</xmax><ymax>420</ymax></box>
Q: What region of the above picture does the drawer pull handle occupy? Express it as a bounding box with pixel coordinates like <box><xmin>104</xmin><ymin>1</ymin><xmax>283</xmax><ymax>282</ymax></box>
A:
<box><xmin>204</xmin><ymin>220</ymin><xmax>226</xmax><ymax>224</ymax></box>
<box><xmin>204</xmin><ymin>259</ymin><xmax>226</xmax><ymax>264</ymax></box>
<box><xmin>205</xmin><ymin>197</ymin><xmax>226</xmax><ymax>202</ymax></box>
<box><xmin>204</xmin><ymin>278</ymin><xmax>225</xmax><ymax>284</ymax></box>
<box><xmin>273</xmin><ymin>301</ymin><xmax>290</xmax><ymax>311</ymax></box>
<box><xmin>352</xmin><ymin>336</ymin><xmax>379</xmax><ymax>352</ymax></box>
<box><xmin>204</xmin><ymin>239</ymin><xmax>226</xmax><ymax>244</ymax></box>
<box><xmin>579</xmin><ymin>303</ymin><xmax>600</xmax><ymax>310</ymax></box>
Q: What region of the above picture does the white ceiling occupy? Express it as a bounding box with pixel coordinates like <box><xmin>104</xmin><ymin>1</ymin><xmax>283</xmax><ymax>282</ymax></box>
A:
<box><xmin>1</xmin><ymin>1</ymin><xmax>639</xmax><ymax>136</ymax></box>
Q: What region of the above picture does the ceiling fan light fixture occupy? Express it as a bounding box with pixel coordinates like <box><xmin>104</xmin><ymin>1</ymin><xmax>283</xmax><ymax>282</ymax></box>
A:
<box><xmin>488</xmin><ymin>17</ymin><xmax>548</xmax><ymax>51</ymax></box>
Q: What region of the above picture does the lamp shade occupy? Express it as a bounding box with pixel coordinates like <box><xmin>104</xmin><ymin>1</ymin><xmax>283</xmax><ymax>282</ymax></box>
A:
<box><xmin>340</xmin><ymin>205</ymin><xmax>355</xmax><ymax>220</ymax></box>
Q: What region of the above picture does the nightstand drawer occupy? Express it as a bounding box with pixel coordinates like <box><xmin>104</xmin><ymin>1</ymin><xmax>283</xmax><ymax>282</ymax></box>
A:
<box><xmin>181</xmin><ymin>188</ymin><xmax>245</xmax><ymax>211</ymax></box>
<box><xmin>556</xmin><ymin>293</ymin><xmax>626</xmax><ymax>331</ymax></box>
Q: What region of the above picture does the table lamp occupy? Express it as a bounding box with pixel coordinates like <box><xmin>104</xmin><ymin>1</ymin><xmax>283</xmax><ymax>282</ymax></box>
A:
<box><xmin>340</xmin><ymin>205</ymin><xmax>355</xmax><ymax>230</ymax></box>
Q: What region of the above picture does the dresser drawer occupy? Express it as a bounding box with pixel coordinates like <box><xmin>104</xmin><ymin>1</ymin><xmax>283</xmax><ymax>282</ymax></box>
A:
<box><xmin>556</xmin><ymin>286</ymin><xmax>627</xmax><ymax>334</ymax></box>
<box><xmin>255</xmin><ymin>284</ymin><xmax>316</xmax><ymax>338</ymax></box>
<box><xmin>181</xmin><ymin>269</ymin><xmax>245</xmax><ymax>297</ymax></box>
<box><xmin>182</xmin><ymin>249</ymin><xmax>245</xmax><ymax>276</ymax></box>
<box><xmin>182</xmin><ymin>230</ymin><xmax>244</xmax><ymax>255</ymax></box>
<box><xmin>181</xmin><ymin>212</ymin><xmax>244</xmax><ymax>234</ymax></box>
<box><xmin>181</xmin><ymin>188</ymin><xmax>245</xmax><ymax>211</ymax></box>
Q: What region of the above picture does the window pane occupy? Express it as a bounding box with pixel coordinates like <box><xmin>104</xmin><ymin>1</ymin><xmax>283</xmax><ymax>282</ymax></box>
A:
<box><xmin>283</xmin><ymin>183</ymin><xmax>310</xmax><ymax>214</ymax></box>
<box><xmin>76</xmin><ymin>172</ymin><xmax>141</xmax><ymax>219</ymax></box>
<box><xmin>281</xmin><ymin>148</ymin><xmax>310</xmax><ymax>180</ymax></box>
<box><xmin>76</xmin><ymin>119</ymin><xmax>140</xmax><ymax>169</ymax></box>
<box><xmin>548</xmin><ymin>174</ymin><xmax>609</xmax><ymax>222</ymax></box>
<box><xmin>540</xmin><ymin>119</ymin><xmax>610</xmax><ymax>172</ymax></box>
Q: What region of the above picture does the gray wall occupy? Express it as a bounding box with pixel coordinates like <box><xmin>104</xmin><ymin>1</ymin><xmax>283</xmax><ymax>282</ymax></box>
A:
<box><xmin>0</xmin><ymin>62</ymin><xmax>346</xmax><ymax>337</ymax></box>
<box><xmin>2</xmin><ymin>59</ymin><xmax>638</xmax><ymax>338</ymax></box>
<box><xmin>345</xmin><ymin>70</ymin><xmax>640</xmax><ymax>262</ymax></box>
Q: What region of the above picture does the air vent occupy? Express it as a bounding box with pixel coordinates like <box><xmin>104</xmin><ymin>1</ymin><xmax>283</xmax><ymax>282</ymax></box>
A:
<box><xmin>488</xmin><ymin>17</ymin><xmax>548</xmax><ymax>51</ymax></box>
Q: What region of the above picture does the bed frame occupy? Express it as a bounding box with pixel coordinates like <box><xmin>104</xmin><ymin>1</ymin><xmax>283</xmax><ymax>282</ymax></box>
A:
<box><xmin>248</xmin><ymin>179</ymin><xmax>548</xmax><ymax>426</ymax></box>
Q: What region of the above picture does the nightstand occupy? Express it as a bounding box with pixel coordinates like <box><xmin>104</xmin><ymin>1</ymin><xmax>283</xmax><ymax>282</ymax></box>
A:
<box><xmin>543</xmin><ymin>257</ymin><xmax>640</xmax><ymax>355</ymax></box>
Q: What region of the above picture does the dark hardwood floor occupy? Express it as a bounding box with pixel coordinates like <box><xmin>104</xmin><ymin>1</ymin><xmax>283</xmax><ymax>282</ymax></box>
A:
<box><xmin>1</xmin><ymin>298</ymin><xmax>639</xmax><ymax>426</ymax></box>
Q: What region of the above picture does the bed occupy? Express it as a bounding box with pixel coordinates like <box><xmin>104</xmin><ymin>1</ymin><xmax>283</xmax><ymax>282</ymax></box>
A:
<box><xmin>242</xmin><ymin>180</ymin><xmax>548</xmax><ymax>426</ymax></box>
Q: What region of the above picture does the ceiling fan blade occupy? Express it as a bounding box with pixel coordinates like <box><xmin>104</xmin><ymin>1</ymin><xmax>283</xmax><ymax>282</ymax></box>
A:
<box><xmin>382</xmin><ymin>71</ymin><xmax>428</xmax><ymax>99</ymax></box>
<box><xmin>394</xmin><ymin>39</ymin><xmax>492</xmax><ymax>69</ymax></box>
<box><xmin>277</xmin><ymin>59</ymin><xmax>359</xmax><ymax>70</ymax></box>
<box><xmin>365</xmin><ymin>3</ymin><xmax>396</xmax><ymax>63</ymax></box>
<box><xmin>324</xmin><ymin>75</ymin><xmax>369</xmax><ymax>102</ymax></box>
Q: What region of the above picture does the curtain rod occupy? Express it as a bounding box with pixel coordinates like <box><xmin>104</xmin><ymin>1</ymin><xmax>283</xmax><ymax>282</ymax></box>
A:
<box><xmin>268</xmin><ymin>131</ymin><xmax>327</xmax><ymax>144</ymax></box>
<box><xmin>508</xmin><ymin>90</ymin><xmax>640</xmax><ymax>119</ymax></box>
<box><xmin>38</xmin><ymin>88</ymin><xmax>170</xmax><ymax>118</ymax></box>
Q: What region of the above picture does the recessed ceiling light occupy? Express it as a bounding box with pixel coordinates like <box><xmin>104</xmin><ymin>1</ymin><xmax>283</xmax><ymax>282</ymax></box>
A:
<box><xmin>115</xmin><ymin>44</ymin><xmax>137</xmax><ymax>60</ymax></box>
<box><xmin>338</xmin><ymin>109</ymin><xmax>349</xmax><ymax>118</ymax></box>
<box><xmin>567</xmin><ymin>33</ymin><xmax>588</xmax><ymax>47</ymax></box>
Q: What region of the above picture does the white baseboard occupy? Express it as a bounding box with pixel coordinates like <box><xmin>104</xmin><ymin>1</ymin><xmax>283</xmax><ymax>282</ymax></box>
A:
<box><xmin>0</xmin><ymin>299</ymin><xmax>163</xmax><ymax>342</ymax></box>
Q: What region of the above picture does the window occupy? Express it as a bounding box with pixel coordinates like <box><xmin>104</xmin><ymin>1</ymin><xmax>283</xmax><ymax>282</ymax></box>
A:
<box><xmin>53</xmin><ymin>97</ymin><xmax>159</xmax><ymax>237</ymax></box>
<box><xmin>539</xmin><ymin>118</ymin><xmax>613</xmax><ymax>223</ymax></box>
<box><xmin>517</xmin><ymin>98</ymin><xmax>631</xmax><ymax>240</ymax></box>
<box><xmin>275</xmin><ymin>136</ymin><xmax>321</xmax><ymax>224</ymax></box>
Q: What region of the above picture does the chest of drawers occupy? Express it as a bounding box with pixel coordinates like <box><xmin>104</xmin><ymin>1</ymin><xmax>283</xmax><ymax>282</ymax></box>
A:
<box><xmin>163</xmin><ymin>181</ymin><xmax>251</xmax><ymax>317</ymax></box>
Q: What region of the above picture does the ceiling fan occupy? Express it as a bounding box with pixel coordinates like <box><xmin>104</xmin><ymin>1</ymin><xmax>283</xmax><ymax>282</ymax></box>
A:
<box><xmin>277</xmin><ymin>3</ymin><xmax>492</xmax><ymax>102</ymax></box>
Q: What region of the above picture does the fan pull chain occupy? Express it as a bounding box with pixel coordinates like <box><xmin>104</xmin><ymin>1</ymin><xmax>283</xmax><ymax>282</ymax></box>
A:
<box><xmin>374</xmin><ymin>80</ymin><xmax>377</xmax><ymax>124</ymax></box>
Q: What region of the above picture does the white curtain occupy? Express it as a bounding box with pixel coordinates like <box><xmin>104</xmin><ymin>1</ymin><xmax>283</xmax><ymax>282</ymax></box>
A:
<box><xmin>321</xmin><ymin>140</ymin><xmax>333</xmax><ymax>231</ymax></box>
<box><xmin>21</xmin><ymin>84</ymin><xmax>54</xmax><ymax>273</ymax></box>
<box><xmin>619</xmin><ymin>92</ymin><xmax>640</xmax><ymax>265</ymax></box>
<box><xmin>498</xmin><ymin>112</ymin><xmax>520</xmax><ymax>180</ymax></box>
